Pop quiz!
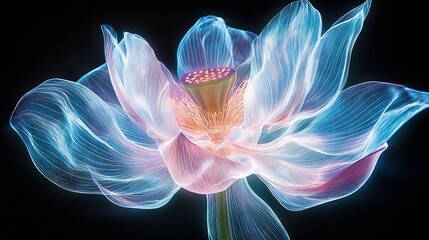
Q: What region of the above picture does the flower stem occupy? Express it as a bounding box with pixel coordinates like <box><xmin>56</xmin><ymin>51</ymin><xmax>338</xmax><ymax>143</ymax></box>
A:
<box><xmin>215</xmin><ymin>190</ymin><xmax>233</xmax><ymax>240</ymax></box>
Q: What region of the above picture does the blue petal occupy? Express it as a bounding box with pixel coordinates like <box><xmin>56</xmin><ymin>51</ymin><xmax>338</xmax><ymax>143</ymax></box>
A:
<box><xmin>235</xmin><ymin>59</ymin><xmax>252</xmax><ymax>88</ymax></box>
<box><xmin>253</xmin><ymin>81</ymin><xmax>428</xmax><ymax>211</ymax></box>
<box><xmin>77</xmin><ymin>64</ymin><xmax>119</xmax><ymax>105</ymax></box>
<box><xmin>78</xmin><ymin>64</ymin><xmax>156</xmax><ymax>149</ymax></box>
<box><xmin>207</xmin><ymin>179</ymin><xmax>288</xmax><ymax>240</ymax></box>
<box><xmin>297</xmin><ymin>81</ymin><xmax>429</xmax><ymax>156</ymax></box>
<box><xmin>228</xmin><ymin>27</ymin><xmax>257</xmax><ymax>88</ymax></box>
<box><xmin>110</xmin><ymin>106</ymin><xmax>157</xmax><ymax>149</ymax></box>
<box><xmin>244</xmin><ymin>0</ymin><xmax>322</xmax><ymax>127</ymax></box>
<box><xmin>300</xmin><ymin>0</ymin><xmax>371</xmax><ymax>115</ymax></box>
<box><xmin>10</xmin><ymin>79</ymin><xmax>179</xmax><ymax>209</ymax></box>
<box><xmin>228</xmin><ymin>27</ymin><xmax>257</xmax><ymax>68</ymax></box>
<box><xmin>177</xmin><ymin>16</ymin><xmax>233</xmax><ymax>78</ymax></box>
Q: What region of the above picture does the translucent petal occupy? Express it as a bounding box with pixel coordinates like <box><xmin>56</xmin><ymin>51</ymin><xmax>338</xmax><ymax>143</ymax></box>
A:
<box><xmin>235</xmin><ymin>59</ymin><xmax>251</xmax><ymax>88</ymax></box>
<box><xmin>228</xmin><ymin>27</ymin><xmax>257</xmax><ymax>68</ymax></box>
<box><xmin>258</xmin><ymin>144</ymin><xmax>386</xmax><ymax>211</ymax></box>
<box><xmin>243</xmin><ymin>0</ymin><xmax>322</xmax><ymax>127</ymax></box>
<box><xmin>300</xmin><ymin>0</ymin><xmax>371</xmax><ymax>115</ymax></box>
<box><xmin>159</xmin><ymin>133</ymin><xmax>256</xmax><ymax>194</ymax></box>
<box><xmin>77</xmin><ymin>64</ymin><xmax>119</xmax><ymax>105</ymax></box>
<box><xmin>10</xmin><ymin>79</ymin><xmax>179</xmax><ymax>209</ymax></box>
<box><xmin>207</xmin><ymin>179</ymin><xmax>289</xmax><ymax>240</ymax></box>
<box><xmin>110</xmin><ymin>106</ymin><xmax>157</xmax><ymax>149</ymax></box>
<box><xmin>177</xmin><ymin>16</ymin><xmax>233</xmax><ymax>78</ymax></box>
<box><xmin>77</xmin><ymin>64</ymin><xmax>157</xmax><ymax>149</ymax></box>
<box><xmin>296</xmin><ymin>82</ymin><xmax>429</xmax><ymax>155</ymax></box>
<box><xmin>102</xmin><ymin>25</ymin><xmax>179</xmax><ymax>141</ymax></box>
<box><xmin>249</xmin><ymin>81</ymin><xmax>429</xmax><ymax>210</ymax></box>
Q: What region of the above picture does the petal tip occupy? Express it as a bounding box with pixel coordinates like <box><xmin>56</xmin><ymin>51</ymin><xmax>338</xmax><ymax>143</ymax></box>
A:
<box><xmin>362</xmin><ymin>0</ymin><xmax>372</xmax><ymax>16</ymax></box>
<box><xmin>100</xmin><ymin>24</ymin><xmax>110</xmax><ymax>31</ymax></box>
<box><xmin>197</xmin><ymin>15</ymin><xmax>225</xmax><ymax>24</ymax></box>
<box><xmin>101</xmin><ymin>24</ymin><xmax>116</xmax><ymax>38</ymax></box>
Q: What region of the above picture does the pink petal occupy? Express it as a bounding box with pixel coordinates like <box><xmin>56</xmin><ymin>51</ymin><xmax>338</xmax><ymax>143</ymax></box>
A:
<box><xmin>293</xmin><ymin>144</ymin><xmax>387</xmax><ymax>197</ymax></box>
<box><xmin>259</xmin><ymin>143</ymin><xmax>387</xmax><ymax>211</ymax></box>
<box><xmin>159</xmin><ymin>133</ymin><xmax>256</xmax><ymax>194</ymax></box>
<box><xmin>102</xmin><ymin>25</ymin><xmax>179</xmax><ymax>142</ymax></box>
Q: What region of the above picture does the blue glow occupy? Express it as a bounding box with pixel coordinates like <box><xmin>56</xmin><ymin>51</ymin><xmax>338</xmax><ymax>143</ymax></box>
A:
<box><xmin>10</xmin><ymin>0</ymin><xmax>429</xmax><ymax>239</ymax></box>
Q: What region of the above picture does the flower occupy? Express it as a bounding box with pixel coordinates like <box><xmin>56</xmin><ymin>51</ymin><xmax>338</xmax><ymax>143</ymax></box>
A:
<box><xmin>10</xmin><ymin>0</ymin><xmax>429</xmax><ymax>239</ymax></box>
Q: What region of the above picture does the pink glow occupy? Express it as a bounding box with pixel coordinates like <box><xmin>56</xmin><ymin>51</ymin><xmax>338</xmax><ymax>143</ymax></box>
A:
<box><xmin>159</xmin><ymin>133</ymin><xmax>255</xmax><ymax>194</ymax></box>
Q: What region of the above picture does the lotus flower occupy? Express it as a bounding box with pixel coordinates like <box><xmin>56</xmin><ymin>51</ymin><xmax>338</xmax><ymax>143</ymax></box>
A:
<box><xmin>10</xmin><ymin>0</ymin><xmax>429</xmax><ymax>239</ymax></box>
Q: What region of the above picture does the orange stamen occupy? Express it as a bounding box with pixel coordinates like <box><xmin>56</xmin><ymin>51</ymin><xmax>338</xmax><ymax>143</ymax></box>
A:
<box><xmin>171</xmin><ymin>81</ymin><xmax>247</xmax><ymax>142</ymax></box>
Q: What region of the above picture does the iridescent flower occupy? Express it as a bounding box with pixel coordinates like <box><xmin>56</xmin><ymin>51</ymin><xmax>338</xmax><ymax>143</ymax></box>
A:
<box><xmin>11</xmin><ymin>0</ymin><xmax>428</xmax><ymax>239</ymax></box>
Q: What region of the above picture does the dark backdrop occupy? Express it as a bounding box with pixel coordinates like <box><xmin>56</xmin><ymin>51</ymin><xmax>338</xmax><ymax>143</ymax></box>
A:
<box><xmin>2</xmin><ymin>0</ymin><xmax>428</xmax><ymax>239</ymax></box>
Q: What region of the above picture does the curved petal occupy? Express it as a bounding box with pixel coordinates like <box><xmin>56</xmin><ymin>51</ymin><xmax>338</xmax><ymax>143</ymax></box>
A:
<box><xmin>102</xmin><ymin>25</ymin><xmax>179</xmax><ymax>141</ymax></box>
<box><xmin>10</xmin><ymin>79</ymin><xmax>179</xmax><ymax>209</ymax></box>
<box><xmin>295</xmin><ymin>82</ymin><xmax>429</xmax><ymax>155</ymax></box>
<box><xmin>245</xmin><ymin>81</ymin><xmax>429</xmax><ymax>211</ymax></box>
<box><xmin>243</xmin><ymin>0</ymin><xmax>322</xmax><ymax>128</ymax></box>
<box><xmin>77</xmin><ymin>64</ymin><xmax>119</xmax><ymax>105</ymax></box>
<box><xmin>300</xmin><ymin>0</ymin><xmax>371</xmax><ymax>115</ymax></box>
<box><xmin>258</xmin><ymin>144</ymin><xmax>386</xmax><ymax>211</ymax></box>
<box><xmin>78</xmin><ymin>64</ymin><xmax>157</xmax><ymax>149</ymax></box>
<box><xmin>235</xmin><ymin>59</ymin><xmax>251</xmax><ymax>88</ymax></box>
<box><xmin>159</xmin><ymin>133</ymin><xmax>256</xmax><ymax>194</ymax></box>
<box><xmin>177</xmin><ymin>16</ymin><xmax>233</xmax><ymax>78</ymax></box>
<box><xmin>207</xmin><ymin>179</ymin><xmax>288</xmax><ymax>240</ymax></box>
<box><xmin>110</xmin><ymin>106</ymin><xmax>157</xmax><ymax>149</ymax></box>
<box><xmin>228</xmin><ymin>27</ymin><xmax>257</xmax><ymax>68</ymax></box>
<box><xmin>228</xmin><ymin>27</ymin><xmax>257</xmax><ymax>89</ymax></box>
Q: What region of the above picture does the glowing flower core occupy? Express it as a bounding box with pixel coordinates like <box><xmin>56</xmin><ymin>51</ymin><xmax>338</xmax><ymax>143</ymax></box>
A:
<box><xmin>173</xmin><ymin>67</ymin><xmax>244</xmax><ymax>142</ymax></box>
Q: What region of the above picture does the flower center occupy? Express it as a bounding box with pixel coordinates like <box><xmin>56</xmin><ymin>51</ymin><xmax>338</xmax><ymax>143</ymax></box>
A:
<box><xmin>171</xmin><ymin>67</ymin><xmax>245</xmax><ymax>143</ymax></box>
<box><xmin>180</xmin><ymin>67</ymin><xmax>236</xmax><ymax>114</ymax></box>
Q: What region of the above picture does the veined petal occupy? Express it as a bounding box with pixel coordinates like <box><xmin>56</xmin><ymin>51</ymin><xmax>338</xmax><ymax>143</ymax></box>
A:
<box><xmin>235</xmin><ymin>59</ymin><xmax>252</xmax><ymax>88</ymax></box>
<box><xmin>10</xmin><ymin>79</ymin><xmax>179</xmax><ymax>209</ymax></box>
<box><xmin>207</xmin><ymin>179</ymin><xmax>289</xmax><ymax>240</ymax></box>
<box><xmin>228</xmin><ymin>27</ymin><xmax>257</xmax><ymax>69</ymax></box>
<box><xmin>110</xmin><ymin>106</ymin><xmax>157</xmax><ymax>149</ymax></box>
<box><xmin>77</xmin><ymin>64</ymin><xmax>119</xmax><ymax>105</ymax></box>
<box><xmin>159</xmin><ymin>133</ymin><xmax>256</xmax><ymax>194</ymax></box>
<box><xmin>177</xmin><ymin>16</ymin><xmax>233</xmax><ymax>78</ymax></box>
<box><xmin>296</xmin><ymin>82</ymin><xmax>429</xmax><ymax>155</ymax></box>
<box><xmin>248</xmin><ymin>81</ymin><xmax>429</xmax><ymax>211</ymax></box>
<box><xmin>258</xmin><ymin>144</ymin><xmax>387</xmax><ymax>211</ymax></box>
<box><xmin>244</xmin><ymin>0</ymin><xmax>322</xmax><ymax>127</ymax></box>
<box><xmin>300</xmin><ymin>0</ymin><xmax>371</xmax><ymax>115</ymax></box>
<box><xmin>228</xmin><ymin>27</ymin><xmax>256</xmax><ymax>89</ymax></box>
<box><xmin>78</xmin><ymin>64</ymin><xmax>156</xmax><ymax>149</ymax></box>
<box><xmin>102</xmin><ymin>25</ymin><xmax>179</xmax><ymax>141</ymax></box>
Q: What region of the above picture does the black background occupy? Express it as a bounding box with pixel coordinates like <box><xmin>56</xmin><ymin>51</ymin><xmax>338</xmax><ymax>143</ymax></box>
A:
<box><xmin>2</xmin><ymin>0</ymin><xmax>428</xmax><ymax>239</ymax></box>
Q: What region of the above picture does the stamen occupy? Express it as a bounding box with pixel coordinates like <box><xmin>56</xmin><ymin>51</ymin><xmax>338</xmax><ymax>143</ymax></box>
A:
<box><xmin>171</xmin><ymin>81</ymin><xmax>247</xmax><ymax>141</ymax></box>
